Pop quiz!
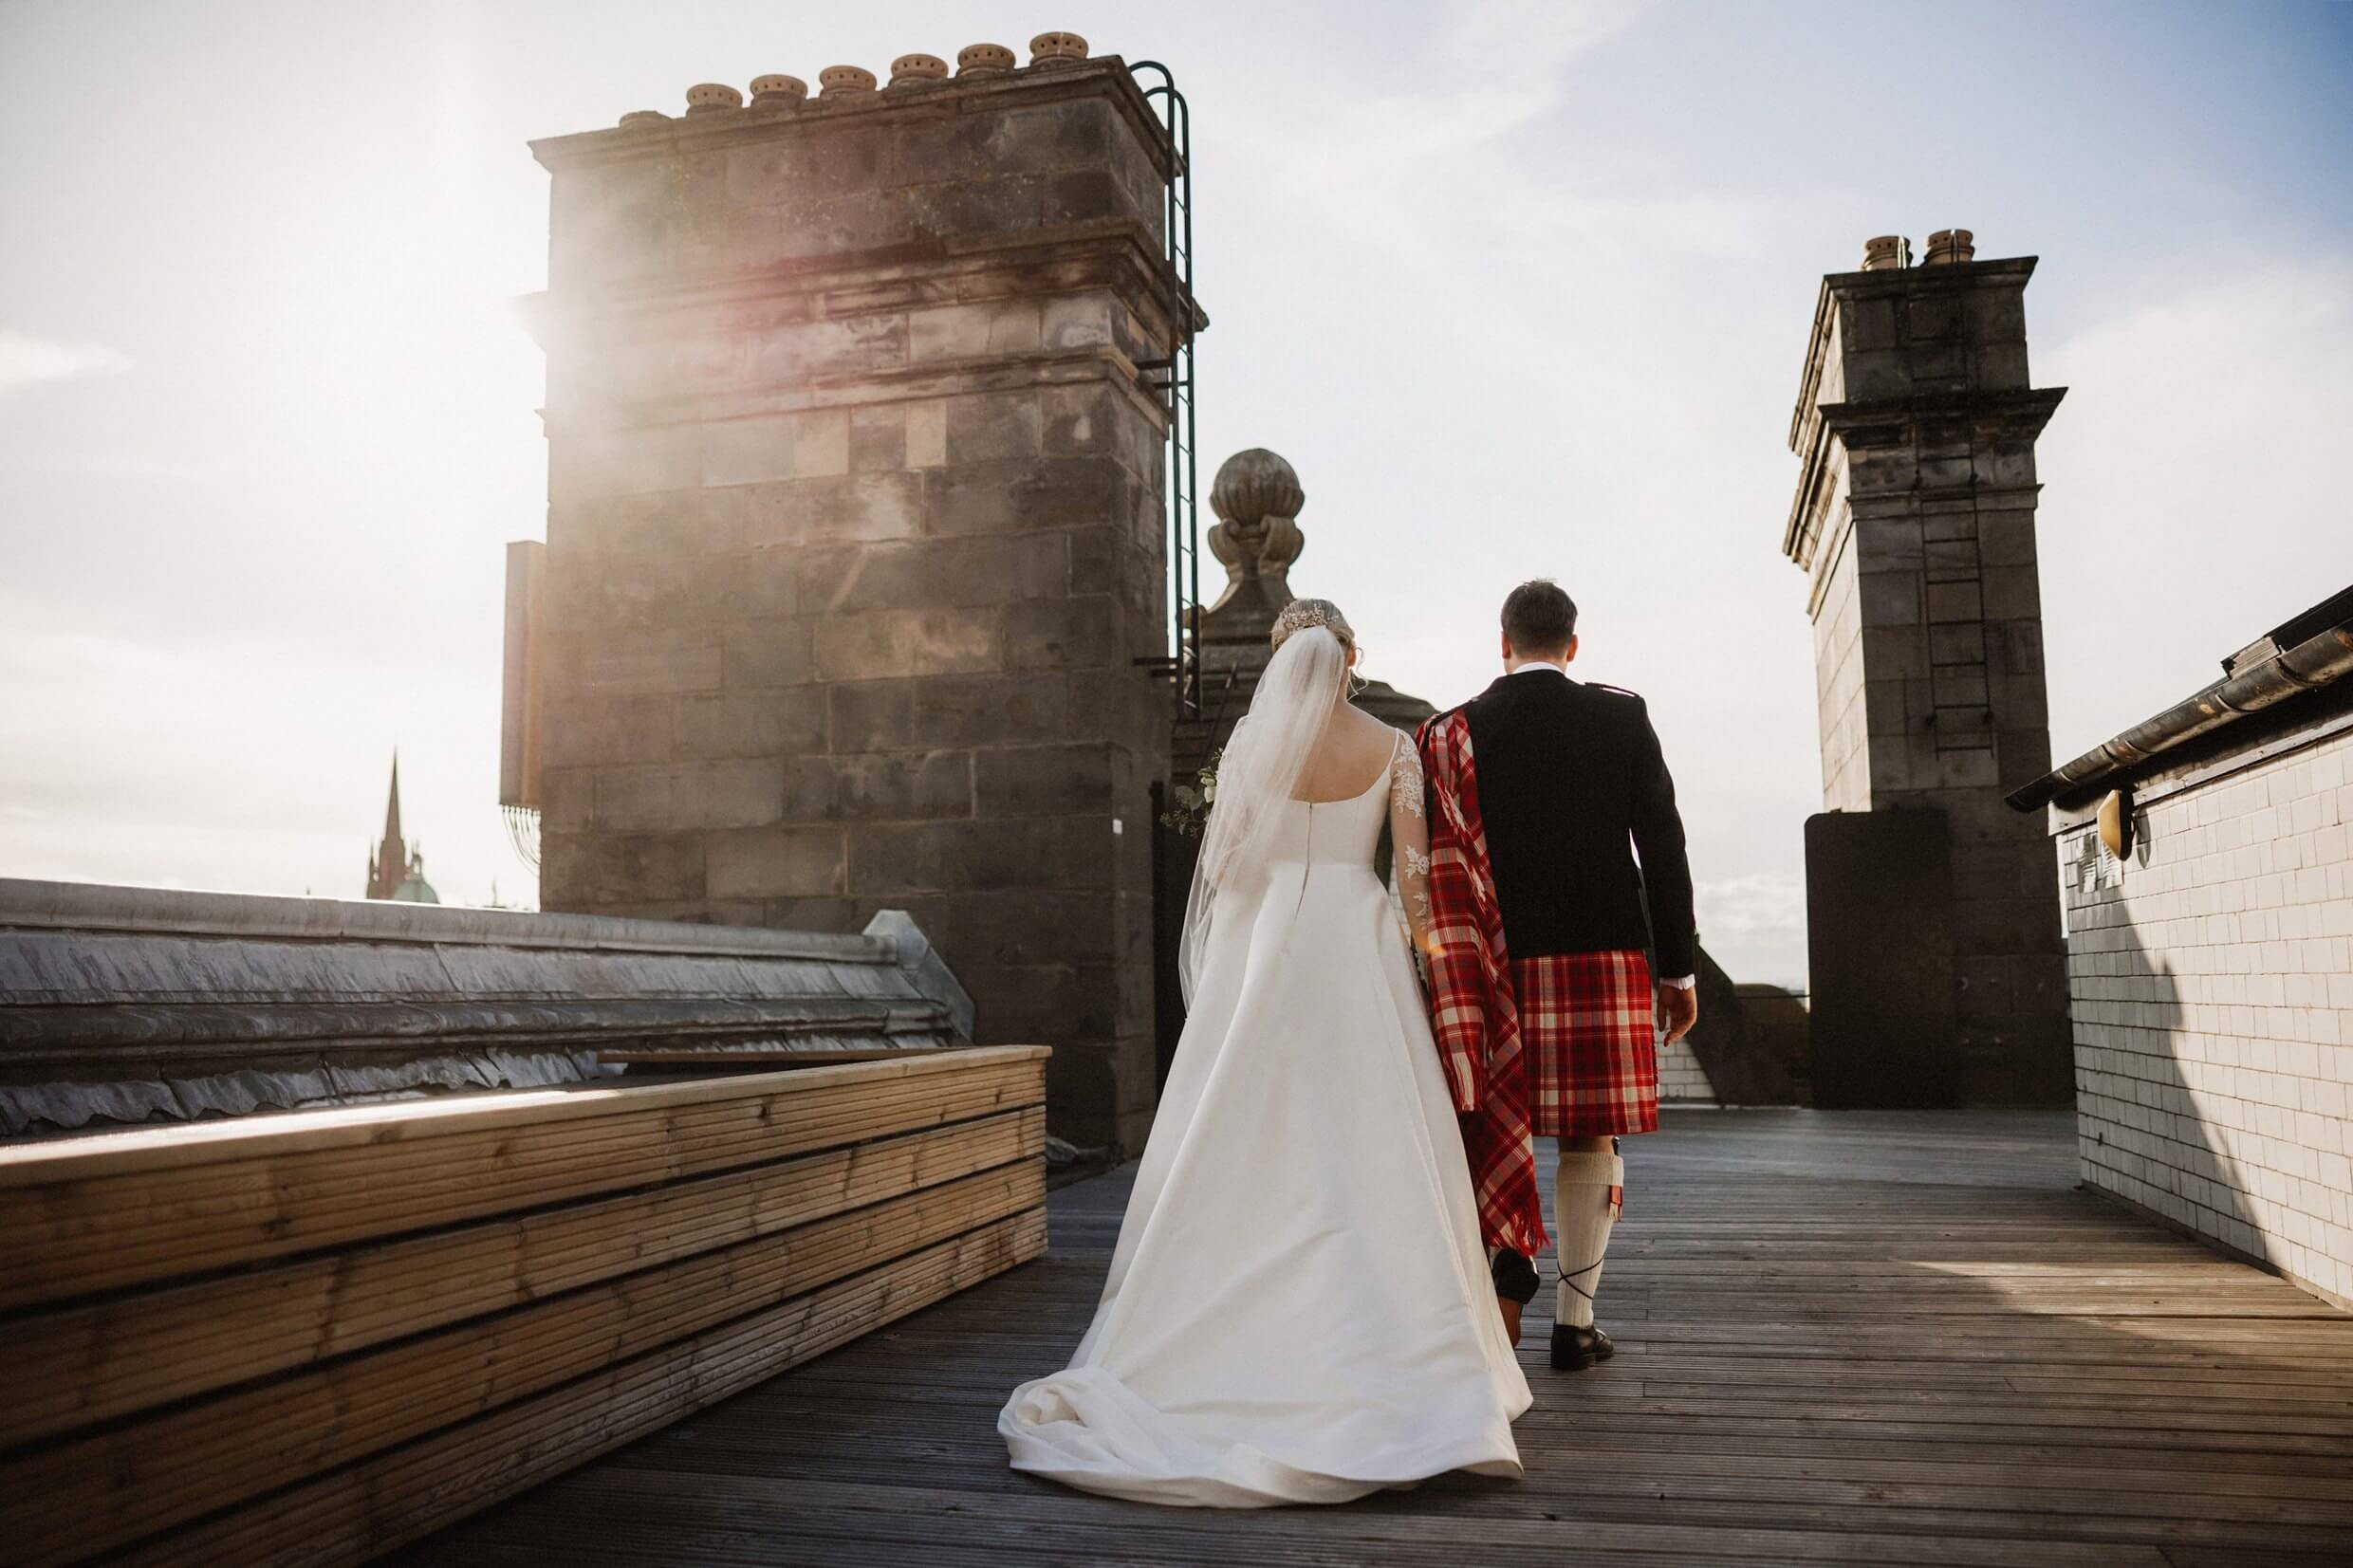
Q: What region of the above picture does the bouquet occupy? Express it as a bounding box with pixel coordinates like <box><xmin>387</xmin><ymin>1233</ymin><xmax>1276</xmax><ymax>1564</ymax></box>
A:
<box><xmin>1158</xmin><ymin>749</ymin><xmax>1223</xmax><ymax>839</ymax></box>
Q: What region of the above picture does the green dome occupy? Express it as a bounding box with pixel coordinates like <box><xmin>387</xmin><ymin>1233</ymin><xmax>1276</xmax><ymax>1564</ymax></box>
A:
<box><xmin>389</xmin><ymin>873</ymin><xmax>440</xmax><ymax>904</ymax></box>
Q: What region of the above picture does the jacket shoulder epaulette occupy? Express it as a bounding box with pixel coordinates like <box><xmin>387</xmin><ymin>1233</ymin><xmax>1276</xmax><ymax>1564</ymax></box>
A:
<box><xmin>1585</xmin><ymin>681</ymin><xmax>1644</xmax><ymax>704</ymax></box>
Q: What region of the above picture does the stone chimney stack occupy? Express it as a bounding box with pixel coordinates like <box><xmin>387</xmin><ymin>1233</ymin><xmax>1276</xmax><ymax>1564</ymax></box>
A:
<box><xmin>525</xmin><ymin>38</ymin><xmax>1191</xmax><ymax>1152</ymax></box>
<box><xmin>1783</xmin><ymin>233</ymin><xmax>2069</xmax><ymax>1108</ymax></box>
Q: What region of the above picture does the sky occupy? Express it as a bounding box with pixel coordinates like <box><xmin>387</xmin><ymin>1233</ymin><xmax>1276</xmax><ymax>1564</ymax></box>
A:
<box><xmin>2</xmin><ymin>0</ymin><xmax>2348</xmax><ymax>987</ymax></box>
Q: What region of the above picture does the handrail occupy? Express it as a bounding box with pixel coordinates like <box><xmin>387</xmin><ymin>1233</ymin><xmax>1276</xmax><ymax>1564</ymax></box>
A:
<box><xmin>1127</xmin><ymin>59</ymin><xmax>1203</xmax><ymax>719</ymax></box>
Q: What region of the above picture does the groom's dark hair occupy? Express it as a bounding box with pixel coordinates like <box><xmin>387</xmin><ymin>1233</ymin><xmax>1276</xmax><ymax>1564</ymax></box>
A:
<box><xmin>1501</xmin><ymin>580</ymin><xmax>1578</xmax><ymax>655</ymax></box>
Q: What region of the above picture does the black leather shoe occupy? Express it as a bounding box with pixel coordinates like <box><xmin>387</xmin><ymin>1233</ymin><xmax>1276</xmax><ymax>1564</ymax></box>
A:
<box><xmin>1550</xmin><ymin>1324</ymin><xmax>1615</xmax><ymax>1371</ymax></box>
<box><xmin>1491</xmin><ymin>1249</ymin><xmax>1540</xmax><ymax>1306</ymax></box>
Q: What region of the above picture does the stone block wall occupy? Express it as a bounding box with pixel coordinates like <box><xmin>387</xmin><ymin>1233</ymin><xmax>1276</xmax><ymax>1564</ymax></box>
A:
<box><xmin>526</xmin><ymin>55</ymin><xmax>1185</xmax><ymax>1151</ymax></box>
<box><xmin>2061</xmin><ymin>727</ymin><xmax>2353</xmax><ymax>1309</ymax></box>
<box><xmin>1810</xmin><ymin>470</ymin><xmax>1867</xmax><ymax>814</ymax></box>
<box><xmin>1784</xmin><ymin>241</ymin><xmax>2070</xmax><ymax>1103</ymax></box>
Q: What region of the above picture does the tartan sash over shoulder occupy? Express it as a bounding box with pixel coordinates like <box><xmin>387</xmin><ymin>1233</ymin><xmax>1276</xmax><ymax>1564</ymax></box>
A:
<box><xmin>1414</xmin><ymin>710</ymin><xmax>1547</xmax><ymax>1257</ymax></box>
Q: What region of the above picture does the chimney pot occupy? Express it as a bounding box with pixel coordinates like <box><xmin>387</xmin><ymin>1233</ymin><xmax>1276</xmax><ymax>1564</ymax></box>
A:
<box><xmin>750</xmin><ymin>74</ymin><xmax>807</xmax><ymax>105</ymax></box>
<box><xmin>1924</xmin><ymin>228</ymin><xmax>1977</xmax><ymax>266</ymax></box>
<box><xmin>618</xmin><ymin>109</ymin><xmax>670</xmax><ymax>128</ymax></box>
<box><xmin>1861</xmin><ymin>234</ymin><xmax>1911</xmax><ymax>271</ymax></box>
<box><xmin>957</xmin><ymin>43</ymin><xmax>1017</xmax><ymax>76</ymax></box>
<box><xmin>1029</xmin><ymin>31</ymin><xmax>1089</xmax><ymax>67</ymax></box>
<box><xmin>818</xmin><ymin>65</ymin><xmax>879</xmax><ymax>96</ymax></box>
<box><xmin>889</xmin><ymin>53</ymin><xmax>949</xmax><ymax>86</ymax></box>
<box><xmin>683</xmin><ymin>83</ymin><xmax>743</xmax><ymax>116</ymax></box>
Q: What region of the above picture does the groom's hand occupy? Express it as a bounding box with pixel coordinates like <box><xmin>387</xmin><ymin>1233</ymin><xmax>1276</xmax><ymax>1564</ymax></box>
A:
<box><xmin>1658</xmin><ymin>984</ymin><xmax>1697</xmax><ymax>1044</ymax></box>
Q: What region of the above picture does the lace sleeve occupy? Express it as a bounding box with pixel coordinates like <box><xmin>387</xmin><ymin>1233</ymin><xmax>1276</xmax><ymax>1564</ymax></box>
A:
<box><xmin>1389</xmin><ymin>736</ymin><xmax>1435</xmax><ymax>969</ymax></box>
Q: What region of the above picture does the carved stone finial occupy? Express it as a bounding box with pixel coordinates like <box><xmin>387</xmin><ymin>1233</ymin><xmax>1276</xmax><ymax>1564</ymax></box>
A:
<box><xmin>1211</xmin><ymin>448</ymin><xmax>1305</xmax><ymax>533</ymax></box>
<box><xmin>1029</xmin><ymin>32</ymin><xmax>1088</xmax><ymax>67</ymax></box>
<box><xmin>618</xmin><ymin>109</ymin><xmax>670</xmax><ymax>128</ymax></box>
<box><xmin>957</xmin><ymin>43</ymin><xmax>1017</xmax><ymax>76</ymax></box>
<box><xmin>1206</xmin><ymin>449</ymin><xmax>1306</xmax><ymax>613</ymax></box>
<box><xmin>683</xmin><ymin>83</ymin><xmax>743</xmax><ymax>116</ymax></box>
<box><xmin>819</xmin><ymin>65</ymin><xmax>879</xmax><ymax>96</ymax></box>
<box><xmin>889</xmin><ymin>54</ymin><xmax>949</xmax><ymax>86</ymax></box>
<box><xmin>1923</xmin><ymin>228</ymin><xmax>1976</xmax><ymax>266</ymax></box>
<box><xmin>1861</xmin><ymin>234</ymin><xmax>1910</xmax><ymax>271</ymax></box>
<box><xmin>750</xmin><ymin>74</ymin><xmax>807</xmax><ymax>106</ymax></box>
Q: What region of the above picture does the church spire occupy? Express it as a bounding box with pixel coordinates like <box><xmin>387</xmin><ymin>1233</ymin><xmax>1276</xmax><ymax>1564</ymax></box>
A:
<box><xmin>382</xmin><ymin>751</ymin><xmax>403</xmax><ymax>850</ymax></box>
<box><xmin>365</xmin><ymin>751</ymin><xmax>434</xmax><ymax>902</ymax></box>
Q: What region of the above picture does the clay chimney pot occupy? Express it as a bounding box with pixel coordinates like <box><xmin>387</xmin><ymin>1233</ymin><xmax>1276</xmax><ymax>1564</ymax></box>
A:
<box><xmin>1861</xmin><ymin>234</ymin><xmax>1910</xmax><ymax>271</ymax></box>
<box><xmin>1924</xmin><ymin>228</ymin><xmax>1977</xmax><ymax>266</ymax></box>
<box><xmin>618</xmin><ymin>109</ymin><xmax>670</xmax><ymax>128</ymax></box>
<box><xmin>683</xmin><ymin>83</ymin><xmax>743</xmax><ymax>116</ymax></box>
<box><xmin>957</xmin><ymin>43</ymin><xmax>1017</xmax><ymax>76</ymax></box>
<box><xmin>750</xmin><ymin>74</ymin><xmax>808</xmax><ymax>105</ymax></box>
<box><xmin>1029</xmin><ymin>32</ymin><xmax>1089</xmax><ymax>67</ymax></box>
<box><xmin>819</xmin><ymin>65</ymin><xmax>879</xmax><ymax>96</ymax></box>
<box><xmin>889</xmin><ymin>53</ymin><xmax>950</xmax><ymax>86</ymax></box>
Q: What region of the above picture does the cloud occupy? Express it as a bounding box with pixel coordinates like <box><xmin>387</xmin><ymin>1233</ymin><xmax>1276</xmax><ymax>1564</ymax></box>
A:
<box><xmin>0</xmin><ymin>329</ymin><xmax>132</xmax><ymax>394</ymax></box>
<box><xmin>2038</xmin><ymin>258</ymin><xmax>2353</xmax><ymax>757</ymax></box>
<box><xmin>0</xmin><ymin>596</ymin><xmax>524</xmax><ymax>907</ymax></box>
<box><xmin>1214</xmin><ymin>0</ymin><xmax>1653</xmax><ymax>271</ymax></box>
<box><xmin>1695</xmin><ymin>871</ymin><xmax>1808</xmax><ymax>987</ymax></box>
<box><xmin>5</xmin><ymin>451</ymin><xmax>237</xmax><ymax>483</ymax></box>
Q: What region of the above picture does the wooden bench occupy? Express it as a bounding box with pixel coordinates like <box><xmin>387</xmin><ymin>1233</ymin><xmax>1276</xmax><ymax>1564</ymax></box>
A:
<box><xmin>0</xmin><ymin>1045</ymin><xmax>1048</xmax><ymax>1565</ymax></box>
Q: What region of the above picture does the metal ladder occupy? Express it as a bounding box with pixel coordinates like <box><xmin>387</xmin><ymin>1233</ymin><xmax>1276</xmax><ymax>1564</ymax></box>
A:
<box><xmin>1128</xmin><ymin>60</ymin><xmax>1201</xmax><ymax>719</ymax></box>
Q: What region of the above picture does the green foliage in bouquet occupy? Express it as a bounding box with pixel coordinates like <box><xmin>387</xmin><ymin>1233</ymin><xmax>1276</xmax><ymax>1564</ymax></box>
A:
<box><xmin>1158</xmin><ymin>749</ymin><xmax>1223</xmax><ymax>839</ymax></box>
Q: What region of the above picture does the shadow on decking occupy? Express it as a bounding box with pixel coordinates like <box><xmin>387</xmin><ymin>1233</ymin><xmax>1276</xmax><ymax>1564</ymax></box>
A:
<box><xmin>398</xmin><ymin>1111</ymin><xmax>2353</xmax><ymax>1568</ymax></box>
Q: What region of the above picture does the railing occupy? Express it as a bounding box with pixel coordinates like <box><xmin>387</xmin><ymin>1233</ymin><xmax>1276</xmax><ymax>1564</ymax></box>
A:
<box><xmin>1127</xmin><ymin>60</ymin><xmax>1203</xmax><ymax>719</ymax></box>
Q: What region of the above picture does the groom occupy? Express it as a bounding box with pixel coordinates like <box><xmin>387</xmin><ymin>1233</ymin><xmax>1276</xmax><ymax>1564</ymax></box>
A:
<box><xmin>1416</xmin><ymin>579</ymin><xmax>1697</xmax><ymax>1371</ymax></box>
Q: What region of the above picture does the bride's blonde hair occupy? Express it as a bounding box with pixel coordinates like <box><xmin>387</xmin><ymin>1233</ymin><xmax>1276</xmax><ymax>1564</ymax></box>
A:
<box><xmin>1183</xmin><ymin>597</ymin><xmax>1360</xmax><ymax>1000</ymax></box>
<box><xmin>1269</xmin><ymin>598</ymin><xmax>1356</xmax><ymax>655</ymax></box>
<box><xmin>1270</xmin><ymin>598</ymin><xmax>1362</xmax><ymax>699</ymax></box>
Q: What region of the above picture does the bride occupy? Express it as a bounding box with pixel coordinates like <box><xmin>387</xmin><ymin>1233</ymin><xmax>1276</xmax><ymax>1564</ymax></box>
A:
<box><xmin>998</xmin><ymin>598</ymin><xmax>1530</xmax><ymax>1506</ymax></box>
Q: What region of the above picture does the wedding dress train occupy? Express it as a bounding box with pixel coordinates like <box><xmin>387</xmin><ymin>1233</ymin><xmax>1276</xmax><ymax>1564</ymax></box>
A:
<box><xmin>999</xmin><ymin>727</ymin><xmax>1530</xmax><ymax>1506</ymax></box>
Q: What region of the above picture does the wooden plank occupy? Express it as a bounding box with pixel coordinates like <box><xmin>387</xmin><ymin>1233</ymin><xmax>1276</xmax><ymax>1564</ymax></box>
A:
<box><xmin>2</xmin><ymin>1167</ymin><xmax>1047</xmax><ymax>1561</ymax></box>
<box><xmin>5</xmin><ymin>1066</ymin><xmax>1039</xmax><ymax>1237</ymax></box>
<box><xmin>602</xmin><ymin>1402</ymin><xmax>2353</xmax><ymax>1489</ymax></box>
<box><xmin>0</xmin><ymin>1045</ymin><xmax>1047</xmax><ymax>1182</ymax></box>
<box><xmin>115</xmin><ymin>1210</ymin><xmax>1048</xmax><ymax>1568</ymax></box>
<box><xmin>0</xmin><ymin>1052</ymin><xmax>1045</xmax><ymax>1308</ymax></box>
<box><xmin>413</xmin><ymin>1469</ymin><xmax>2177</xmax><ymax>1568</ymax></box>
<box><xmin>0</xmin><ymin>1107</ymin><xmax>1044</xmax><ymax>1447</ymax></box>
<box><xmin>390</xmin><ymin>1109</ymin><xmax>2353</xmax><ymax>1568</ymax></box>
<box><xmin>600</xmin><ymin>1048</ymin><xmax>957</xmax><ymax>1065</ymax></box>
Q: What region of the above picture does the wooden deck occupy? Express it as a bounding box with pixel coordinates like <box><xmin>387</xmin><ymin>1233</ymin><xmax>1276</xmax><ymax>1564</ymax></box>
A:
<box><xmin>399</xmin><ymin>1111</ymin><xmax>2353</xmax><ymax>1567</ymax></box>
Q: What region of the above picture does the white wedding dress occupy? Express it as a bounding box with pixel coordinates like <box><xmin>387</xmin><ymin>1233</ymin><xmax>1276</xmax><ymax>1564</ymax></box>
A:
<box><xmin>999</xmin><ymin>684</ymin><xmax>1531</xmax><ymax>1506</ymax></box>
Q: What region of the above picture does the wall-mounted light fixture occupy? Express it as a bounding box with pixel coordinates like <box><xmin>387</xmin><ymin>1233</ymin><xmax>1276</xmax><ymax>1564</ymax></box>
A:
<box><xmin>2097</xmin><ymin>786</ymin><xmax>2134</xmax><ymax>862</ymax></box>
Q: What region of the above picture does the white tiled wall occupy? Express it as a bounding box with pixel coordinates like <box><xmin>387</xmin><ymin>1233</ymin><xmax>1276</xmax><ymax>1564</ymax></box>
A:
<box><xmin>2059</xmin><ymin>729</ymin><xmax>2353</xmax><ymax>1307</ymax></box>
<box><xmin>1658</xmin><ymin>1035</ymin><xmax>1714</xmax><ymax>1104</ymax></box>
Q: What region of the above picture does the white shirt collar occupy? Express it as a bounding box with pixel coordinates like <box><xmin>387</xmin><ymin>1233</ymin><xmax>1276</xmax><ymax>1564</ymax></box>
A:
<box><xmin>1508</xmin><ymin>661</ymin><xmax>1571</xmax><ymax>678</ymax></box>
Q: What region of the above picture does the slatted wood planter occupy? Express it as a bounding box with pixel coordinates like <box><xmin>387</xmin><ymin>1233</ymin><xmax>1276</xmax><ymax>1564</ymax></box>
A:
<box><xmin>0</xmin><ymin>1046</ymin><xmax>1049</xmax><ymax>1567</ymax></box>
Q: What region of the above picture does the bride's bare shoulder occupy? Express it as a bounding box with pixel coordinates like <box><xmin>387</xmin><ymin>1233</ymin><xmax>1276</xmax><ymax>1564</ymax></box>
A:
<box><xmin>1323</xmin><ymin>710</ymin><xmax>1406</xmax><ymax>786</ymax></box>
<box><xmin>1330</xmin><ymin>703</ymin><xmax>1397</xmax><ymax>751</ymax></box>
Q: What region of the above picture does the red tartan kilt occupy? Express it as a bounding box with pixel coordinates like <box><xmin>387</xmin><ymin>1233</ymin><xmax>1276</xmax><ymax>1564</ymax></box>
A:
<box><xmin>1510</xmin><ymin>950</ymin><xmax>1659</xmax><ymax>1138</ymax></box>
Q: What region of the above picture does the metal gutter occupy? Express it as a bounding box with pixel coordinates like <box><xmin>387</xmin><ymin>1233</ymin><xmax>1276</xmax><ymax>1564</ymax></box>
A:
<box><xmin>2007</xmin><ymin>604</ymin><xmax>2353</xmax><ymax>814</ymax></box>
